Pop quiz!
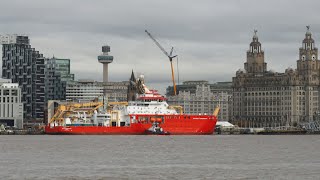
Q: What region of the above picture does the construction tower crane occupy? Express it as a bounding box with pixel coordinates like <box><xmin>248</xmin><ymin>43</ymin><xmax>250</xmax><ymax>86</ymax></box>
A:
<box><xmin>145</xmin><ymin>30</ymin><xmax>178</xmax><ymax>95</ymax></box>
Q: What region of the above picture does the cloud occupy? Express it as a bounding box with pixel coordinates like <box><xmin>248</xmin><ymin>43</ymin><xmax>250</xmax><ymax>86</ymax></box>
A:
<box><xmin>1</xmin><ymin>0</ymin><xmax>320</xmax><ymax>93</ymax></box>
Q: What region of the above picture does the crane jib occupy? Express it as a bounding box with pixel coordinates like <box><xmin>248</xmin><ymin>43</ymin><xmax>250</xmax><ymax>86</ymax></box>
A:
<box><xmin>145</xmin><ymin>29</ymin><xmax>178</xmax><ymax>95</ymax></box>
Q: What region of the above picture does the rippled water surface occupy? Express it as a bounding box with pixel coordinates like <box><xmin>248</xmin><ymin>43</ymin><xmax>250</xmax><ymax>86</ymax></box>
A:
<box><xmin>1</xmin><ymin>135</ymin><xmax>320</xmax><ymax>180</ymax></box>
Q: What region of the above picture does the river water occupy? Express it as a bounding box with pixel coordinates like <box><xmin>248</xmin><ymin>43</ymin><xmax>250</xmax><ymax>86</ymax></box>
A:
<box><xmin>0</xmin><ymin>135</ymin><xmax>320</xmax><ymax>180</ymax></box>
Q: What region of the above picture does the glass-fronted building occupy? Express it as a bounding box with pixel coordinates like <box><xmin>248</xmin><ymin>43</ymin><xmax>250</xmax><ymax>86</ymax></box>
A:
<box><xmin>47</xmin><ymin>57</ymin><xmax>74</xmax><ymax>82</ymax></box>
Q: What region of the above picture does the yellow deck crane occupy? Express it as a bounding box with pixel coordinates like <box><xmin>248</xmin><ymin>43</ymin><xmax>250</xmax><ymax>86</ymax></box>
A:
<box><xmin>49</xmin><ymin>102</ymin><xmax>103</xmax><ymax>125</ymax></box>
<box><xmin>145</xmin><ymin>30</ymin><xmax>178</xmax><ymax>95</ymax></box>
<box><xmin>213</xmin><ymin>105</ymin><xmax>220</xmax><ymax>117</ymax></box>
<box><xmin>106</xmin><ymin>102</ymin><xmax>128</xmax><ymax>111</ymax></box>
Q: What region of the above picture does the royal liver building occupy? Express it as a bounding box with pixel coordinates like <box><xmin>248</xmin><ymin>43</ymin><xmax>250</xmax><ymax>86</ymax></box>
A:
<box><xmin>232</xmin><ymin>27</ymin><xmax>319</xmax><ymax>128</ymax></box>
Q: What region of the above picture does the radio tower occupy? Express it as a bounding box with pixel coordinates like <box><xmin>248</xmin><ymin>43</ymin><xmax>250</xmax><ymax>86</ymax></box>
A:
<box><xmin>98</xmin><ymin>45</ymin><xmax>114</xmax><ymax>82</ymax></box>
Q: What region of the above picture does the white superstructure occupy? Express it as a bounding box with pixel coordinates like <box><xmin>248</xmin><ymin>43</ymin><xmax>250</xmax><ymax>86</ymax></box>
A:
<box><xmin>127</xmin><ymin>101</ymin><xmax>177</xmax><ymax>115</ymax></box>
<box><xmin>127</xmin><ymin>89</ymin><xmax>178</xmax><ymax>115</ymax></box>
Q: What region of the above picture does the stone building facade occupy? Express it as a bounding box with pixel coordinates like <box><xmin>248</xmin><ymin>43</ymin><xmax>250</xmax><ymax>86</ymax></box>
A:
<box><xmin>0</xmin><ymin>79</ymin><xmax>23</xmax><ymax>129</ymax></box>
<box><xmin>232</xmin><ymin>27</ymin><xmax>320</xmax><ymax>128</ymax></box>
<box><xmin>102</xmin><ymin>81</ymin><xmax>129</xmax><ymax>102</ymax></box>
<box><xmin>166</xmin><ymin>80</ymin><xmax>232</xmax><ymax>96</ymax></box>
<box><xmin>127</xmin><ymin>70</ymin><xmax>137</xmax><ymax>101</ymax></box>
<box><xmin>167</xmin><ymin>84</ymin><xmax>232</xmax><ymax>121</ymax></box>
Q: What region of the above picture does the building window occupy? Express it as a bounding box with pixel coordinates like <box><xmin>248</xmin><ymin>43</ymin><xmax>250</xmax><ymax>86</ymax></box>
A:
<box><xmin>3</xmin><ymin>90</ymin><xmax>9</xmax><ymax>96</ymax></box>
<box><xmin>11</xmin><ymin>90</ymin><xmax>17</xmax><ymax>96</ymax></box>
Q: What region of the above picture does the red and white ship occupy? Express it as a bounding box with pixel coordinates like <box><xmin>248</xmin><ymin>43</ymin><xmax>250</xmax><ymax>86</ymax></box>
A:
<box><xmin>45</xmin><ymin>76</ymin><xmax>219</xmax><ymax>135</ymax></box>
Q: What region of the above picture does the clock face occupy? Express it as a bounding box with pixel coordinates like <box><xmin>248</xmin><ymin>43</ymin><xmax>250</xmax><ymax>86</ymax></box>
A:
<box><xmin>302</xmin><ymin>55</ymin><xmax>306</xmax><ymax>60</ymax></box>
<box><xmin>312</xmin><ymin>55</ymin><xmax>316</xmax><ymax>60</ymax></box>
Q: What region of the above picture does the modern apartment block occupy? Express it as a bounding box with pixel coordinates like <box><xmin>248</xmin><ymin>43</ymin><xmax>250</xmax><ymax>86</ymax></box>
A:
<box><xmin>1</xmin><ymin>35</ymin><xmax>69</xmax><ymax>122</ymax></box>
<box><xmin>1</xmin><ymin>35</ymin><xmax>45</xmax><ymax>120</ymax></box>
<box><xmin>167</xmin><ymin>84</ymin><xmax>232</xmax><ymax>121</ymax></box>
<box><xmin>33</xmin><ymin>57</ymin><xmax>46</xmax><ymax>119</ymax></box>
<box><xmin>45</xmin><ymin>62</ymin><xmax>66</xmax><ymax>101</ymax></box>
<box><xmin>45</xmin><ymin>57</ymin><xmax>74</xmax><ymax>101</ymax></box>
<box><xmin>232</xmin><ymin>27</ymin><xmax>320</xmax><ymax>128</ymax></box>
<box><xmin>0</xmin><ymin>79</ymin><xmax>23</xmax><ymax>129</ymax></box>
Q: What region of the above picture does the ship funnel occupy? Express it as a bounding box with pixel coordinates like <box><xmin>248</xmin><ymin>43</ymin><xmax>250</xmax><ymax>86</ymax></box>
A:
<box><xmin>213</xmin><ymin>105</ymin><xmax>220</xmax><ymax>117</ymax></box>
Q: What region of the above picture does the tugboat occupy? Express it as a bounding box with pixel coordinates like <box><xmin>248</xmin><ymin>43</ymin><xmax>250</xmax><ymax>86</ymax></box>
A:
<box><xmin>147</xmin><ymin>118</ymin><xmax>170</xmax><ymax>135</ymax></box>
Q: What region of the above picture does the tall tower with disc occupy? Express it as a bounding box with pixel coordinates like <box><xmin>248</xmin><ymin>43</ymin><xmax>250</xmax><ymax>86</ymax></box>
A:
<box><xmin>98</xmin><ymin>45</ymin><xmax>113</xmax><ymax>82</ymax></box>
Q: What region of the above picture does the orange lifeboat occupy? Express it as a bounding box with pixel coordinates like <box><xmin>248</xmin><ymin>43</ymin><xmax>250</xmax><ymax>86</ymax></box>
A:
<box><xmin>150</xmin><ymin>117</ymin><xmax>162</xmax><ymax>123</ymax></box>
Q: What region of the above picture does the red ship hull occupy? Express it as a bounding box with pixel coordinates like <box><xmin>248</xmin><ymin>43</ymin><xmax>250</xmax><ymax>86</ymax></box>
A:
<box><xmin>45</xmin><ymin>115</ymin><xmax>217</xmax><ymax>135</ymax></box>
<box><xmin>45</xmin><ymin>123</ymin><xmax>147</xmax><ymax>135</ymax></box>
<box><xmin>138</xmin><ymin>114</ymin><xmax>218</xmax><ymax>135</ymax></box>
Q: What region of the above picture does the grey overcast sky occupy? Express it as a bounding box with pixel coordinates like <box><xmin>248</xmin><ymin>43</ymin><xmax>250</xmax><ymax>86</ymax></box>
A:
<box><xmin>1</xmin><ymin>0</ymin><xmax>320</xmax><ymax>93</ymax></box>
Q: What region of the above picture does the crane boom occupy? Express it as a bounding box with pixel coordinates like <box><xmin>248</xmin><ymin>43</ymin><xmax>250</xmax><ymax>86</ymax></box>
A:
<box><xmin>49</xmin><ymin>102</ymin><xmax>103</xmax><ymax>124</ymax></box>
<box><xmin>145</xmin><ymin>29</ymin><xmax>177</xmax><ymax>95</ymax></box>
<box><xmin>145</xmin><ymin>30</ymin><xmax>170</xmax><ymax>57</ymax></box>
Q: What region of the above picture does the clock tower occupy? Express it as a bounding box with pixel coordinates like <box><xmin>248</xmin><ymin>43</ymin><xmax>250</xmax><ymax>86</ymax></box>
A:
<box><xmin>244</xmin><ymin>30</ymin><xmax>267</xmax><ymax>74</ymax></box>
<box><xmin>297</xmin><ymin>26</ymin><xmax>320</xmax><ymax>78</ymax></box>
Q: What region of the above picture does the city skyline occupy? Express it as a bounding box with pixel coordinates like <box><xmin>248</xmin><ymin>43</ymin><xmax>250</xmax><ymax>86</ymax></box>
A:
<box><xmin>1</xmin><ymin>0</ymin><xmax>320</xmax><ymax>93</ymax></box>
